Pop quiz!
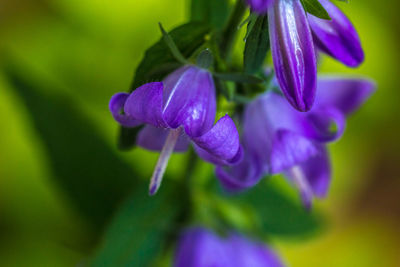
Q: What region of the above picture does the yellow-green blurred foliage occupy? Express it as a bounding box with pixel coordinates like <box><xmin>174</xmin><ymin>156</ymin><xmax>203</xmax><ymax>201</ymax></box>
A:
<box><xmin>0</xmin><ymin>0</ymin><xmax>399</xmax><ymax>266</ymax></box>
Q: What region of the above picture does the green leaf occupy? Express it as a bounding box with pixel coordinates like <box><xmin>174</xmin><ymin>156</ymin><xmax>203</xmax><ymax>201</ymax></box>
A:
<box><xmin>214</xmin><ymin>72</ymin><xmax>264</xmax><ymax>84</ymax></box>
<box><xmin>191</xmin><ymin>0</ymin><xmax>231</xmax><ymax>29</ymax></box>
<box><xmin>158</xmin><ymin>23</ymin><xmax>188</xmax><ymax>65</ymax></box>
<box><xmin>131</xmin><ymin>22</ymin><xmax>210</xmax><ymax>90</ymax></box>
<box><xmin>118</xmin><ymin>125</ymin><xmax>144</xmax><ymax>150</ymax></box>
<box><xmin>90</xmin><ymin>182</ymin><xmax>183</xmax><ymax>267</ymax></box>
<box><xmin>119</xmin><ymin>22</ymin><xmax>210</xmax><ymax>150</ymax></box>
<box><xmin>243</xmin><ymin>15</ymin><xmax>270</xmax><ymax>74</ymax></box>
<box><xmin>226</xmin><ymin>180</ymin><xmax>323</xmax><ymax>238</ymax></box>
<box><xmin>4</xmin><ymin>60</ymin><xmax>140</xmax><ymax>231</ymax></box>
<box><xmin>301</xmin><ymin>0</ymin><xmax>331</xmax><ymax>20</ymax></box>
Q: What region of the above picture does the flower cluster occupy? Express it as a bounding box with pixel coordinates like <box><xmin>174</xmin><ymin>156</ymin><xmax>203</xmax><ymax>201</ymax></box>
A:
<box><xmin>108</xmin><ymin>0</ymin><xmax>375</xmax><ymax>265</ymax></box>
<box><xmin>217</xmin><ymin>77</ymin><xmax>375</xmax><ymax>208</ymax></box>
<box><xmin>110</xmin><ymin>65</ymin><xmax>241</xmax><ymax>195</ymax></box>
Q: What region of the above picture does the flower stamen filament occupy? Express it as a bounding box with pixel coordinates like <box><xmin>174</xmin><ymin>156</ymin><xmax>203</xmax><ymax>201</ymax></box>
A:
<box><xmin>149</xmin><ymin>128</ymin><xmax>182</xmax><ymax>195</ymax></box>
<box><xmin>290</xmin><ymin>165</ymin><xmax>313</xmax><ymax>209</ymax></box>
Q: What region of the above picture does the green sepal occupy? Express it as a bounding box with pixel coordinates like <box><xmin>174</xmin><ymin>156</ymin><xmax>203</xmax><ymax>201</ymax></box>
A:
<box><xmin>159</xmin><ymin>23</ymin><xmax>189</xmax><ymax>65</ymax></box>
<box><xmin>243</xmin><ymin>14</ymin><xmax>270</xmax><ymax>74</ymax></box>
<box><xmin>196</xmin><ymin>49</ymin><xmax>214</xmax><ymax>69</ymax></box>
<box><xmin>301</xmin><ymin>0</ymin><xmax>331</xmax><ymax>20</ymax></box>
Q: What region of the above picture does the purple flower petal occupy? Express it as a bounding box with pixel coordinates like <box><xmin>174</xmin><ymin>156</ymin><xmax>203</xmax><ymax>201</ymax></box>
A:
<box><xmin>124</xmin><ymin>82</ymin><xmax>167</xmax><ymax>127</ymax></box>
<box><xmin>308</xmin><ymin>0</ymin><xmax>364</xmax><ymax>67</ymax></box>
<box><xmin>241</xmin><ymin>96</ymin><xmax>274</xmax><ymax>173</ymax></box>
<box><xmin>192</xmin><ymin>115</ymin><xmax>241</xmax><ymax>165</ymax></box>
<box><xmin>304</xmin><ymin>106</ymin><xmax>346</xmax><ymax>142</ymax></box>
<box><xmin>246</xmin><ymin>0</ymin><xmax>275</xmax><ymax>14</ymax></box>
<box><xmin>174</xmin><ymin>228</ymin><xmax>230</xmax><ymax>267</ymax></box>
<box><xmin>285</xmin><ymin>145</ymin><xmax>331</xmax><ymax>208</ymax></box>
<box><xmin>194</xmin><ymin>145</ymin><xmax>243</xmax><ymax>166</ymax></box>
<box><xmin>215</xmin><ymin>151</ymin><xmax>263</xmax><ymax>191</ymax></box>
<box><xmin>136</xmin><ymin>125</ymin><xmax>189</xmax><ymax>152</ymax></box>
<box><xmin>270</xmin><ymin>129</ymin><xmax>318</xmax><ymax>173</ymax></box>
<box><xmin>228</xmin><ymin>235</ymin><xmax>285</xmax><ymax>267</ymax></box>
<box><xmin>245</xmin><ymin>86</ymin><xmax>351</xmax><ymax>145</ymax></box>
<box><xmin>244</xmin><ymin>93</ymin><xmax>316</xmax><ymax>173</ymax></box>
<box><xmin>109</xmin><ymin>93</ymin><xmax>141</xmax><ymax>127</ymax></box>
<box><xmin>241</xmin><ymin>90</ymin><xmax>345</xmax><ymax>176</ymax></box>
<box><xmin>268</xmin><ymin>0</ymin><xmax>317</xmax><ymax>111</ymax></box>
<box><xmin>302</xmin><ymin>146</ymin><xmax>331</xmax><ymax>198</ymax></box>
<box><xmin>315</xmin><ymin>76</ymin><xmax>376</xmax><ymax>115</ymax></box>
<box><xmin>162</xmin><ymin>66</ymin><xmax>216</xmax><ymax>137</ymax></box>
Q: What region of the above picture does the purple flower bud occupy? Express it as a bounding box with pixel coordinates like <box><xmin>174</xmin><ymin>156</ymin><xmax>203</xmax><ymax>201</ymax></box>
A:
<box><xmin>246</xmin><ymin>0</ymin><xmax>275</xmax><ymax>14</ymax></box>
<box><xmin>174</xmin><ymin>227</ymin><xmax>284</xmax><ymax>267</ymax></box>
<box><xmin>268</xmin><ymin>0</ymin><xmax>317</xmax><ymax>112</ymax></box>
<box><xmin>217</xmin><ymin>77</ymin><xmax>375</xmax><ymax>207</ymax></box>
<box><xmin>308</xmin><ymin>0</ymin><xmax>364</xmax><ymax>67</ymax></box>
<box><xmin>109</xmin><ymin>65</ymin><xmax>242</xmax><ymax>195</ymax></box>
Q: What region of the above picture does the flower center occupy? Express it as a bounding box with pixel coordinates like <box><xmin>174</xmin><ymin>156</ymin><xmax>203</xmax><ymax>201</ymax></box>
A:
<box><xmin>149</xmin><ymin>128</ymin><xmax>182</xmax><ymax>195</ymax></box>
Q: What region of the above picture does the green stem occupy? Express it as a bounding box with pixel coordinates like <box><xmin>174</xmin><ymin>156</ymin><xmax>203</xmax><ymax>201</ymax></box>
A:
<box><xmin>219</xmin><ymin>0</ymin><xmax>247</xmax><ymax>61</ymax></box>
<box><xmin>183</xmin><ymin>148</ymin><xmax>198</xmax><ymax>195</ymax></box>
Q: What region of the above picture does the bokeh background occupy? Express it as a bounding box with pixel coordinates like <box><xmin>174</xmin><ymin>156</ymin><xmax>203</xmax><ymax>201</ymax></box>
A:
<box><xmin>0</xmin><ymin>0</ymin><xmax>399</xmax><ymax>266</ymax></box>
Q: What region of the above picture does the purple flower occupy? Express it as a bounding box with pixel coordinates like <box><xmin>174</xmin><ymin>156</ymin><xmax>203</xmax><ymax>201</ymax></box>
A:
<box><xmin>246</xmin><ymin>0</ymin><xmax>275</xmax><ymax>14</ymax></box>
<box><xmin>217</xmin><ymin>77</ymin><xmax>375</xmax><ymax>208</ymax></box>
<box><xmin>174</xmin><ymin>227</ymin><xmax>284</xmax><ymax>267</ymax></box>
<box><xmin>268</xmin><ymin>0</ymin><xmax>317</xmax><ymax>112</ymax></box>
<box><xmin>308</xmin><ymin>0</ymin><xmax>364</xmax><ymax>67</ymax></box>
<box><xmin>110</xmin><ymin>66</ymin><xmax>242</xmax><ymax>195</ymax></box>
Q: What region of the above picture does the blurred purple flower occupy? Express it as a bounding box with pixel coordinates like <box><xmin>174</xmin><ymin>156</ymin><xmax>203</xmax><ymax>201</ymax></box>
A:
<box><xmin>174</xmin><ymin>227</ymin><xmax>284</xmax><ymax>267</ymax></box>
<box><xmin>110</xmin><ymin>65</ymin><xmax>241</xmax><ymax>195</ymax></box>
<box><xmin>308</xmin><ymin>0</ymin><xmax>364</xmax><ymax>67</ymax></box>
<box><xmin>217</xmin><ymin>77</ymin><xmax>375</xmax><ymax>208</ymax></box>
<box><xmin>246</xmin><ymin>0</ymin><xmax>275</xmax><ymax>14</ymax></box>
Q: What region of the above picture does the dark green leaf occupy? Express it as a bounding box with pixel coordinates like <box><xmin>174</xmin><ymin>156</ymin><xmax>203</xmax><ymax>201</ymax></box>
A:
<box><xmin>214</xmin><ymin>72</ymin><xmax>264</xmax><ymax>84</ymax></box>
<box><xmin>4</xmin><ymin>60</ymin><xmax>139</xmax><ymax>231</ymax></box>
<box><xmin>118</xmin><ymin>125</ymin><xmax>144</xmax><ymax>151</ymax></box>
<box><xmin>243</xmin><ymin>15</ymin><xmax>270</xmax><ymax>74</ymax></box>
<box><xmin>90</xmin><ymin>182</ymin><xmax>183</xmax><ymax>267</ymax></box>
<box><xmin>158</xmin><ymin>23</ymin><xmax>188</xmax><ymax>65</ymax></box>
<box><xmin>301</xmin><ymin>0</ymin><xmax>331</xmax><ymax>20</ymax></box>
<box><xmin>227</xmin><ymin>180</ymin><xmax>323</xmax><ymax>237</ymax></box>
<box><xmin>119</xmin><ymin>22</ymin><xmax>210</xmax><ymax>150</ymax></box>
<box><xmin>191</xmin><ymin>0</ymin><xmax>231</xmax><ymax>29</ymax></box>
<box><xmin>131</xmin><ymin>22</ymin><xmax>210</xmax><ymax>90</ymax></box>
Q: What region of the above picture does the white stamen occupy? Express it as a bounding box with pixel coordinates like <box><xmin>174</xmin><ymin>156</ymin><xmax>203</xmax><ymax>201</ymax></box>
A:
<box><xmin>149</xmin><ymin>128</ymin><xmax>182</xmax><ymax>195</ymax></box>
<box><xmin>290</xmin><ymin>166</ymin><xmax>313</xmax><ymax>209</ymax></box>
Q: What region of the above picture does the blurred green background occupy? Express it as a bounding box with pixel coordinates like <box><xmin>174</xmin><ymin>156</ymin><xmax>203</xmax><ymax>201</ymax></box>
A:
<box><xmin>0</xmin><ymin>0</ymin><xmax>399</xmax><ymax>266</ymax></box>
